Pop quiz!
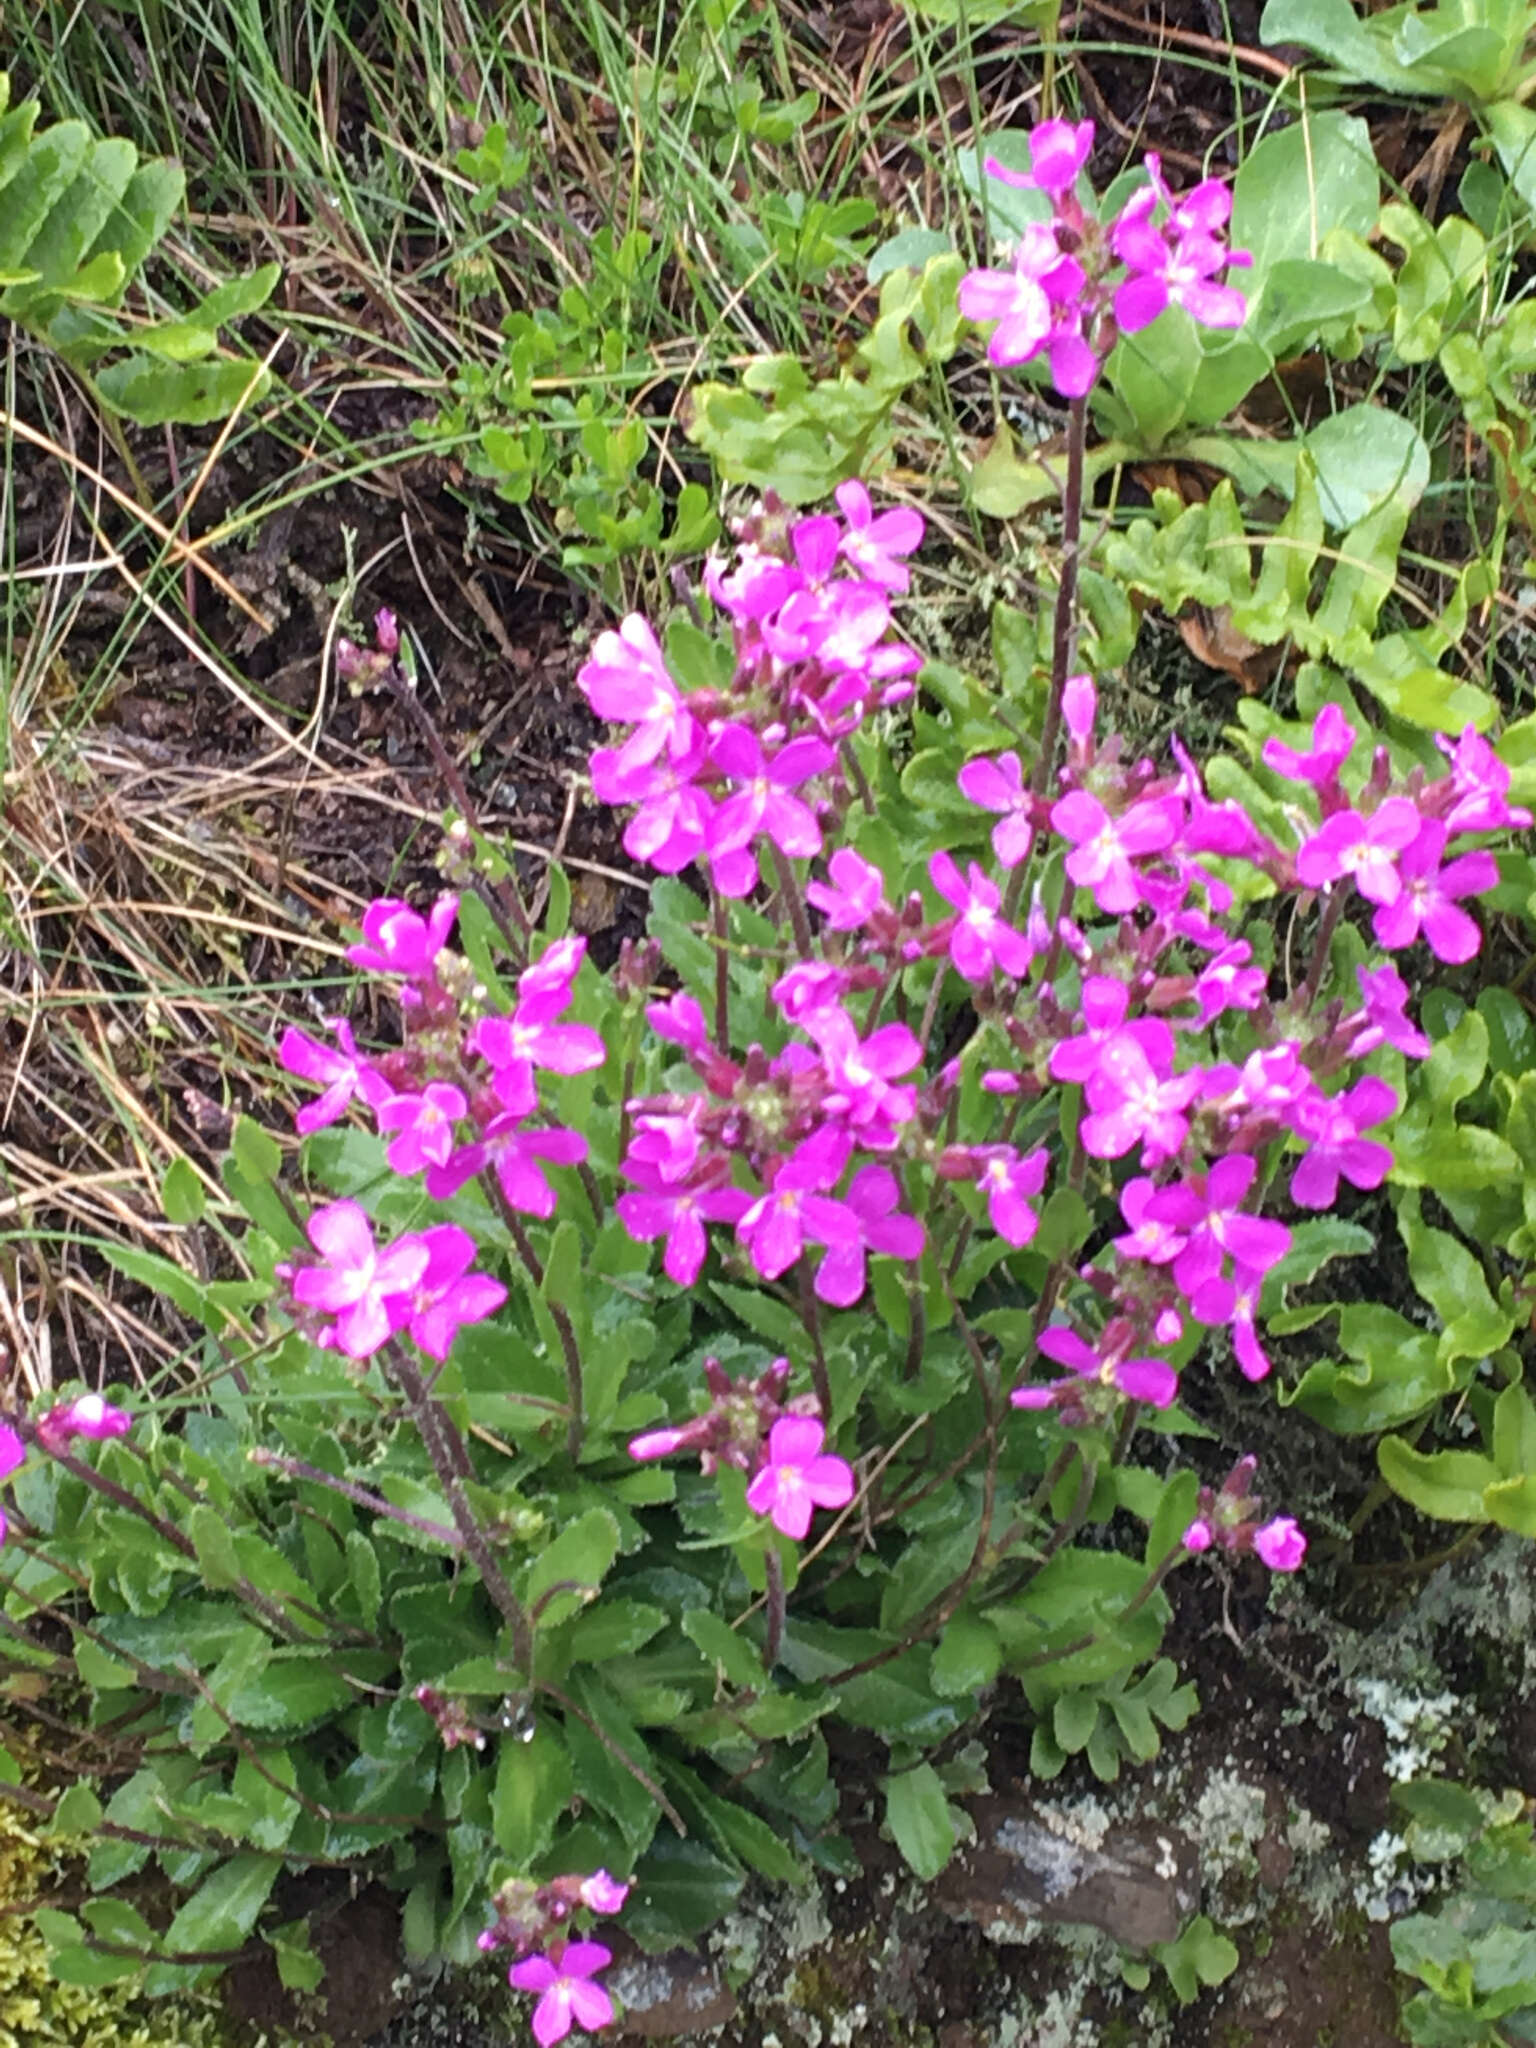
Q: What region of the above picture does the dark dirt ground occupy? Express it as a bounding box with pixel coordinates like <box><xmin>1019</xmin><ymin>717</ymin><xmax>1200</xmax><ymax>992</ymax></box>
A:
<box><xmin>4</xmin><ymin>1</ymin><xmax>1522</xmax><ymax>2043</ymax></box>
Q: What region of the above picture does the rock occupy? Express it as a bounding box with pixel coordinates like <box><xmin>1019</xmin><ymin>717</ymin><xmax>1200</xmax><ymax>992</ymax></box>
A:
<box><xmin>934</xmin><ymin>1792</ymin><xmax>1199</xmax><ymax>1949</ymax></box>
<box><xmin>608</xmin><ymin>1945</ymin><xmax>737</xmax><ymax>2038</ymax></box>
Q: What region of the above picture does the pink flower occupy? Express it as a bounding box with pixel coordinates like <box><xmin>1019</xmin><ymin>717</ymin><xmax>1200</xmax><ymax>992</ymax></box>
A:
<box><xmin>1435</xmin><ymin>725</ymin><xmax>1532</xmax><ymax>834</ymax></box>
<box><xmin>802</xmin><ymin>1006</ymin><xmax>920</xmax><ymax>1136</ymax></box>
<box><xmin>1348</xmin><ymin>964</ymin><xmax>1430</xmax><ymax>1059</ymax></box>
<box><xmin>929</xmin><ymin>852</ymin><xmax>1034</xmax><ymax>981</ymax></box>
<box><xmin>1080</xmin><ymin>1042</ymin><xmax>1204</xmax><ymax>1166</ymax></box>
<box><xmin>347</xmin><ymin>895</ymin><xmax>459</xmax><ymax>979</ymax></box>
<box><xmin>428</xmin><ymin>1117</ymin><xmax>587</xmax><ymax>1218</ymax></box>
<box><xmin>1370</xmin><ymin>819</ymin><xmax>1497</xmax><ymax>965</ymax></box>
<box><xmin>290</xmin><ymin>1200</ymin><xmax>429</xmax><ymax>1359</ymax></box>
<box><xmin>1187</xmin><ymin>1263</ymin><xmax>1272</xmax><ymax>1381</ymax></box>
<box><xmin>811</xmin><ymin>1164</ymin><xmax>925</xmax><ymax>1307</ymax></box>
<box><xmin>958</xmin><ymin>751</ymin><xmax>1034</xmax><ymax>868</ymax></box>
<box><xmin>1287</xmin><ymin>1076</ymin><xmax>1397</xmax><ymax>1209</ymax></box>
<box><xmin>592</xmin><ymin>737</ymin><xmax>714</xmax><ymax>876</ymax></box>
<box><xmin>579</xmin><ymin>1872</ymin><xmax>630</xmax><ymax>1915</ymax></box>
<box><xmin>958</xmin><ymin>262</ymin><xmax>1051</xmax><ymax>370</ymax></box>
<box><xmin>1145</xmin><ymin>1156</ymin><xmax>1290</xmax><ymax>1300</ymax></box>
<box><xmin>736</xmin><ymin>1127</ymin><xmax>860</xmax><ymax>1288</ymax></box>
<box><xmin>377</xmin><ymin>1082</ymin><xmax>468</xmax><ymax>1176</ymax></box>
<box><xmin>746</xmin><ymin>1416</ymin><xmax>855</xmax><ymax>1539</ymax></box>
<box><xmin>1111</xmin><ymin>155</ymin><xmax>1249</xmax><ymax>332</ymax></box>
<box><xmin>977</xmin><ymin>1145</ymin><xmax>1050</xmax><ymax>1246</ymax></box>
<box><xmin>1011</xmin><ymin>1323</ymin><xmax>1177</xmax><ymax>1411</ymax></box>
<box><xmin>36</xmin><ymin>1394</ymin><xmax>133</xmax><ymax>1452</ymax></box>
<box><xmin>1191</xmin><ymin>942</ymin><xmax>1267</xmax><ymax>1025</ymax></box>
<box><xmin>806</xmin><ymin>848</ymin><xmax>891</xmax><ymax>932</ymax></box>
<box><xmin>578</xmin><ymin>615</ymin><xmax>697</xmax><ymax>772</ymax></box>
<box><xmin>0</xmin><ymin>1422</ymin><xmax>22</xmax><ymax>1546</ymax></box>
<box><xmin>509</xmin><ymin>1942</ymin><xmax>615</xmax><ymax>2048</ymax></box>
<box><xmin>707</xmin><ymin>727</ymin><xmax>833</xmax><ymax>896</ymax></box>
<box><xmin>617</xmin><ymin>1156</ymin><xmax>753</xmax><ymax>1287</ymax></box>
<box><xmin>1253</xmin><ymin>1516</ymin><xmax>1306</xmax><ymax>1571</ymax></box>
<box><xmin>1051</xmin><ymin>790</ymin><xmax>1182</xmax><ymax>913</ymax></box>
<box><xmin>1261</xmin><ymin>704</ymin><xmax>1356</xmax><ymax>790</ymax></box>
<box><xmin>1114</xmin><ymin>1175</ymin><xmax>1189</xmax><ymax>1268</ymax></box>
<box><xmin>985</xmin><ymin>119</ymin><xmax>1095</xmax><ymax>196</ymax></box>
<box><xmin>280</xmin><ymin>1019</ymin><xmax>388</xmax><ymax>1134</ymax></box>
<box><xmin>834</xmin><ymin>480</ymin><xmax>924</xmax><ymax>592</ymax></box>
<box><xmin>406</xmin><ymin>1226</ymin><xmax>507</xmax><ymax>1361</ymax></box>
<box><xmin>1295</xmin><ymin>799</ymin><xmax>1421</xmax><ymax>904</ymax></box>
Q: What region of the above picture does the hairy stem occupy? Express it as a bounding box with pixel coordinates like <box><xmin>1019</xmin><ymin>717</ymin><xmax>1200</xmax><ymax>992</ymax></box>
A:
<box><xmin>384</xmin><ymin>1341</ymin><xmax>534</xmax><ymax>1675</ymax></box>
<box><xmin>1031</xmin><ymin>393</ymin><xmax>1088</xmax><ymax>799</ymax></box>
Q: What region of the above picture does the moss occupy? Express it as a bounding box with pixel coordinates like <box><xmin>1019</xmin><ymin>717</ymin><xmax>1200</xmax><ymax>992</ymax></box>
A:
<box><xmin>0</xmin><ymin>1793</ymin><xmax>307</xmax><ymax>2048</ymax></box>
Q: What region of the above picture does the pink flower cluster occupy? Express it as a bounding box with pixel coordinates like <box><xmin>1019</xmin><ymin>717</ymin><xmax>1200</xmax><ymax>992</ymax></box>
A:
<box><xmin>280</xmin><ymin>1201</ymin><xmax>507</xmax><ymax>1364</ymax></box>
<box><xmin>582</xmin><ymin>482</ymin><xmax>923</xmax><ymax>898</ymax></box>
<box><xmin>958</xmin><ymin>118</ymin><xmax>1250</xmax><ymax>395</ymax></box>
<box><xmin>478</xmin><ymin>1872</ymin><xmax>630</xmax><ymax>2046</ymax></box>
<box><xmin>1182</xmin><ymin>1456</ymin><xmax>1307</xmax><ymax>1572</ymax></box>
<box><xmin>280</xmin><ymin>903</ymin><xmax>617</xmax><ymax>1359</ymax></box>
<box><xmin>0</xmin><ymin>1395</ymin><xmax>133</xmax><ymax>1547</ymax></box>
<box><xmin>590</xmin><ymin>606</ymin><xmax>1510</xmax><ymax>1427</ymax></box>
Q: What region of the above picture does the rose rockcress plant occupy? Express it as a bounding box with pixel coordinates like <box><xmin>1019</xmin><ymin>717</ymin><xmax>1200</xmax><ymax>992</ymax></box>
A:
<box><xmin>0</xmin><ymin>122</ymin><xmax>1521</xmax><ymax>2042</ymax></box>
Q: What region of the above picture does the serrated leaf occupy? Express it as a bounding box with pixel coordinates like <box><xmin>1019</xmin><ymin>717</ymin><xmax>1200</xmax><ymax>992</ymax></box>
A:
<box><xmin>95</xmin><ymin>354</ymin><xmax>273</xmax><ymax>426</ymax></box>
<box><xmin>493</xmin><ymin>1720</ymin><xmax>572</xmax><ymax>1863</ymax></box>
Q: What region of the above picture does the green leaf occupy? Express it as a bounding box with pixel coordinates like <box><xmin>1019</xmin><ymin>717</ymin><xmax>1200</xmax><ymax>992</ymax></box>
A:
<box><xmin>160</xmin><ymin>1155</ymin><xmax>206</xmax><ymax>1225</ymax></box>
<box><xmin>493</xmin><ymin>1720</ymin><xmax>572</xmax><ymax>1863</ymax></box>
<box><xmin>51</xmin><ymin>1782</ymin><xmax>104</xmax><ymax>1836</ymax></box>
<box><xmin>867</xmin><ymin>226</ymin><xmax>953</xmax><ymax>282</ymax></box>
<box><xmin>231</xmin><ymin>1114</ymin><xmax>282</xmax><ymax>1185</ymax></box>
<box><xmin>682</xmin><ymin>1610</ymin><xmax>765</xmax><ymax>1689</ymax></box>
<box><xmin>1231</xmin><ymin>111</ymin><xmax>1379</xmax><ymax>275</ymax></box>
<box><xmin>345</xmin><ymin>1531</ymin><xmax>381</xmax><ymax>1631</ymax></box>
<box><xmin>94</xmin><ymin>354</ymin><xmax>273</xmax><ymax>426</ymax></box>
<box><xmin>1304</xmin><ymin>404</ymin><xmax>1429</xmax><ymax>528</ymax></box>
<box><xmin>564</xmin><ymin>1670</ymin><xmax>662</xmax><ymax>1857</ymax></box>
<box><xmin>624</xmin><ymin>1834</ymin><xmax>744</xmax><ymax>1953</ymax></box>
<box><xmin>1053</xmin><ymin>1690</ymin><xmax>1101</xmax><ymax>1755</ymax></box>
<box><xmin>162</xmin><ymin>1851</ymin><xmax>281</xmax><ymax>1959</ymax></box>
<box><xmin>930</xmin><ymin>1613</ymin><xmax>1002</xmax><ymax>1698</ymax></box>
<box><xmin>883</xmin><ymin>1761</ymin><xmax>959</xmax><ymax>1880</ymax></box>
<box><xmin>188</xmin><ymin>1502</ymin><xmax>243</xmax><ymax>1592</ymax></box>
<box><xmin>226</xmin><ymin>1656</ymin><xmax>354</xmax><ymax>1732</ymax></box>
<box><xmin>1378</xmin><ymin>1436</ymin><xmax>1497</xmax><ymax>1524</ymax></box>
<box><xmin>526</xmin><ymin>1507</ymin><xmax>621</xmax><ymax>1629</ymax></box>
<box><xmin>0</xmin><ymin>119</ymin><xmax>90</xmax><ymax>271</ymax></box>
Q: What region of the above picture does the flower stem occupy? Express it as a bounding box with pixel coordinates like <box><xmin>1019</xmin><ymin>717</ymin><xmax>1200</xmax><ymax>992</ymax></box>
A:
<box><xmin>384</xmin><ymin>1340</ymin><xmax>534</xmax><ymax>1676</ymax></box>
<box><xmin>384</xmin><ymin>661</ymin><xmax>532</xmax><ymax>953</ymax></box>
<box><xmin>768</xmin><ymin>843</ymin><xmax>815</xmax><ymax>961</ymax></box>
<box><xmin>1031</xmin><ymin>393</ymin><xmax>1088</xmax><ymax>800</ymax></box>
<box><xmin>762</xmin><ymin>1547</ymin><xmax>785</xmax><ymax>1674</ymax></box>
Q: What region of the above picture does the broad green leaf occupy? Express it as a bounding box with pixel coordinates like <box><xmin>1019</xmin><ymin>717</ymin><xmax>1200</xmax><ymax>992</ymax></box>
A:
<box><xmin>493</xmin><ymin>1721</ymin><xmax>572</xmax><ymax>1863</ymax></box>
<box><xmin>883</xmin><ymin>1761</ymin><xmax>958</xmax><ymax>1880</ymax></box>
<box><xmin>94</xmin><ymin>354</ymin><xmax>273</xmax><ymax>427</ymax></box>
<box><xmin>0</xmin><ymin>119</ymin><xmax>90</xmax><ymax>271</ymax></box>
<box><xmin>1304</xmin><ymin>404</ymin><xmax>1429</xmax><ymax>528</ymax></box>
<box><xmin>525</xmin><ymin>1507</ymin><xmax>621</xmax><ymax>1629</ymax></box>
<box><xmin>930</xmin><ymin>1613</ymin><xmax>1002</xmax><ymax>1698</ymax></box>
<box><xmin>1378</xmin><ymin>1436</ymin><xmax>1497</xmax><ymax>1523</ymax></box>
<box><xmin>623</xmin><ymin>1834</ymin><xmax>743</xmax><ymax>1953</ymax></box>
<box><xmin>162</xmin><ymin>1851</ymin><xmax>281</xmax><ymax>1959</ymax></box>
<box><xmin>1231</xmin><ymin>111</ymin><xmax>1379</xmax><ymax>275</ymax></box>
